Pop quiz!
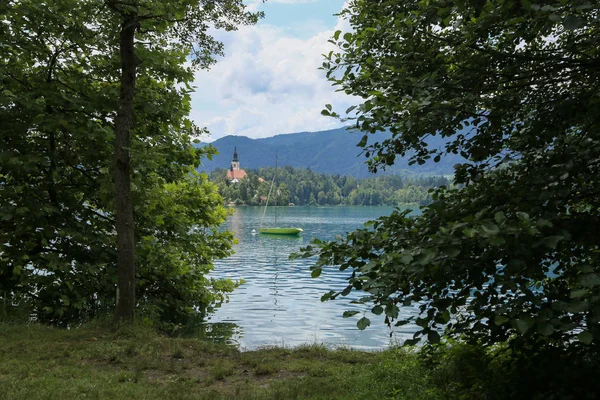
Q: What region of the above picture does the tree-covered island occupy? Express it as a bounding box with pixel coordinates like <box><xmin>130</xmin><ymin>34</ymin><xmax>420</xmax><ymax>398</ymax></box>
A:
<box><xmin>210</xmin><ymin>166</ymin><xmax>450</xmax><ymax>206</ymax></box>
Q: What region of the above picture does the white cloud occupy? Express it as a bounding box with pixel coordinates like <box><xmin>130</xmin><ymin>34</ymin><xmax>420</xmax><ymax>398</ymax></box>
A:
<box><xmin>247</xmin><ymin>0</ymin><xmax>320</xmax><ymax>6</ymax></box>
<box><xmin>189</xmin><ymin>1</ymin><xmax>356</xmax><ymax>141</ymax></box>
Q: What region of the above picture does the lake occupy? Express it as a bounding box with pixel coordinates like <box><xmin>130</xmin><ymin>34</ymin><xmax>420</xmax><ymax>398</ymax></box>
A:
<box><xmin>203</xmin><ymin>205</ymin><xmax>421</xmax><ymax>350</ymax></box>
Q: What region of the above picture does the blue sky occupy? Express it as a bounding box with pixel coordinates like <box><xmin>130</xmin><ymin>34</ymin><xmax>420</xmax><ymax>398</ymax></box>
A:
<box><xmin>253</xmin><ymin>0</ymin><xmax>346</xmax><ymax>38</ymax></box>
<box><xmin>190</xmin><ymin>0</ymin><xmax>353</xmax><ymax>141</ymax></box>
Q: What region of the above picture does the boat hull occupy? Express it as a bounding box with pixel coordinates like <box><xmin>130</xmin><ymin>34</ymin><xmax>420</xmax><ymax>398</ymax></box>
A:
<box><xmin>259</xmin><ymin>227</ymin><xmax>303</xmax><ymax>235</ymax></box>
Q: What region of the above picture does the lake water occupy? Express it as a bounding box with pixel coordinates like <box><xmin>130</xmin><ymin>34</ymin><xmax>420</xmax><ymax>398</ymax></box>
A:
<box><xmin>203</xmin><ymin>206</ymin><xmax>421</xmax><ymax>350</ymax></box>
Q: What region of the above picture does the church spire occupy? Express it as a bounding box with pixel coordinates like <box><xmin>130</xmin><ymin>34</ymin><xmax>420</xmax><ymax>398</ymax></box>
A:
<box><xmin>226</xmin><ymin>145</ymin><xmax>247</xmax><ymax>182</ymax></box>
<box><xmin>231</xmin><ymin>146</ymin><xmax>241</xmax><ymax>171</ymax></box>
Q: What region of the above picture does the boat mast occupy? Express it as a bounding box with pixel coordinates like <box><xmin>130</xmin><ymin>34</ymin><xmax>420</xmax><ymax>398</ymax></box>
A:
<box><xmin>275</xmin><ymin>153</ymin><xmax>278</xmax><ymax>226</ymax></box>
<box><xmin>260</xmin><ymin>152</ymin><xmax>277</xmax><ymax>229</ymax></box>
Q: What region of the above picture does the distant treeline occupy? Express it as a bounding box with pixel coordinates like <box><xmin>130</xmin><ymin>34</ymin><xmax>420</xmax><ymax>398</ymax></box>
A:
<box><xmin>209</xmin><ymin>167</ymin><xmax>450</xmax><ymax>206</ymax></box>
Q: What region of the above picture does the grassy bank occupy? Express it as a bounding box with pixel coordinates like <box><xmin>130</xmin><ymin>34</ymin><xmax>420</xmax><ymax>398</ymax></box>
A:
<box><xmin>0</xmin><ymin>323</ymin><xmax>439</xmax><ymax>400</ymax></box>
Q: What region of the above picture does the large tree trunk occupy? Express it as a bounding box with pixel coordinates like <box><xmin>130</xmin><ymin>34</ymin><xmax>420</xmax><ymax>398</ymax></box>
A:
<box><xmin>113</xmin><ymin>16</ymin><xmax>137</xmax><ymax>323</ymax></box>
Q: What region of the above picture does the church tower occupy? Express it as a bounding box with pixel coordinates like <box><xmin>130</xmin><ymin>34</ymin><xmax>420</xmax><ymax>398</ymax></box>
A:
<box><xmin>231</xmin><ymin>146</ymin><xmax>240</xmax><ymax>171</ymax></box>
<box><xmin>226</xmin><ymin>146</ymin><xmax>247</xmax><ymax>182</ymax></box>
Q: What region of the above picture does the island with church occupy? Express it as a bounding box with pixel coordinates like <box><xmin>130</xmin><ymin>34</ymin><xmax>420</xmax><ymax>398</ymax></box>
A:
<box><xmin>210</xmin><ymin>147</ymin><xmax>448</xmax><ymax>207</ymax></box>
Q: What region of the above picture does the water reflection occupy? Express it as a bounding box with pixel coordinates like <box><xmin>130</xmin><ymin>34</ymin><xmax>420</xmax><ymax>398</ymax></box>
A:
<box><xmin>205</xmin><ymin>206</ymin><xmax>419</xmax><ymax>350</ymax></box>
<box><xmin>195</xmin><ymin>322</ymin><xmax>243</xmax><ymax>346</ymax></box>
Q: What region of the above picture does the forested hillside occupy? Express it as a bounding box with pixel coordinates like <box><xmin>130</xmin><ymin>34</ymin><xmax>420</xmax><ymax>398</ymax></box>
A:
<box><xmin>210</xmin><ymin>167</ymin><xmax>449</xmax><ymax>206</ymax></box>
<box><xmin>197</xmin><ymin>127</ymin><xmax>464</xmax><ymax>178</ymax></box>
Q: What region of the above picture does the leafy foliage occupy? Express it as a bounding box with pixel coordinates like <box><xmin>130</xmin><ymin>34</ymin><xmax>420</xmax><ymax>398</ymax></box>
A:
<box><xmin>422</xmin><ymin>339</ymin><xmax>600</xmax><ymax>400</ymax></box>
<box><xmin>0</xmin><ymin>0</ymin><xmax>254</xmax><ymax>327</ymax></box>
<box><xmin>299</xmin><ymin>0</ymin><xmax>600</xmax><ymax>351</ymax></box>
<box><xmin>1</xmin><ymin>0</ymin><xmax>118</xmax><ymax>322</ymax></box>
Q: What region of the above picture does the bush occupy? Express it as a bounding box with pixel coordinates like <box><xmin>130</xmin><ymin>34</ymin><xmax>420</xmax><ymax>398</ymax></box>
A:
<box><xmin>422</xmin><ymin>339</ymin><xmax>600</xmax><ymax>400</ymax></box>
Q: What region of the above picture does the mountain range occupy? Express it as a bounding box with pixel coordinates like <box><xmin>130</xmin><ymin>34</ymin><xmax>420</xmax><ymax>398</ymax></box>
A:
<box><xmin>196</xmin><ymin>127</ymin><xmax>462</xmax><ymax>178</ymax></box>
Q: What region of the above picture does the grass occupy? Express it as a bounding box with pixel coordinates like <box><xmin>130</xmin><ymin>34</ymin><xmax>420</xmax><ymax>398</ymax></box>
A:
<box><xmin>0</xmin><ymin>323</ymin><xmax>440</xmax><ymax>400</ymax></box>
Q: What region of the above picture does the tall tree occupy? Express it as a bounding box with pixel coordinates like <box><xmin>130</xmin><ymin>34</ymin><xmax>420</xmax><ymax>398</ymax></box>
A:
<box><xmin>303</xmin><ymin>0</ymin><xmax>600</xmax><ymax>351</ymax></box>
<box><xmin>103</xmin><ymin>0</ymin><xmax>262</xmax><ymax>322</ymax></box>
<box><xmin>106</xmin><ymin>1</ymin><xmax>138</xmax><ymax>322</ymax></box>
<box><xmin>1</xmin><ymin>0</ymin><xmax>242</xmax><ymax>327</ymax></box>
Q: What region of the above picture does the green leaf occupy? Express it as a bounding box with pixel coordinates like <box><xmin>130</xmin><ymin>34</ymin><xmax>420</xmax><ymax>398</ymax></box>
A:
<box><xmin>371</xmin><ymin>305</ymin><xmax>384</xmax><ymax>315</ymax></box>
<box><xmin>16</xmin><ymin>207</ymin><xmax>29</xmax><ymax>215</ymax></box>
<box><xmin>321</xmin><ymin>291</ymin><xmax>335</xmax><ymax>302</ymax></box>
<box><xmin>489</xmin><ymin>236</ymin><xmax>506</xmax><ymax>246</ymax></box>
<box><xmin>357</xmin><ymin>317</ymin><xmax>371</xmax><ymax>330</ymax></box>
<box><xmin>311</xmin><ymin>268</ymin><xmax>322</xmax><ymax>278</ymax></box>
<box><xmin>570</xmin><ymin>289</ymin><xmax>588</xmax><ymax>299</ymax></box>
<box><xmin>578</xmin><ymin>265</ymin><xmax>594</xmax><ymax>273</ymax></box>
<box><xmin>565</xmin><ymin>301</ymin><xmax>589</xmax><ymax>313</ymax></box>
<box><xmin>494</xmin><ymin>211</ymin><xmax>505</xmax><ymax>224</ymax></box>
<box><xmin>578</xmin><ymin>274</ymin><xmax>600</xmax><ymax>288</ymax></box>
<box><xmin>385</xmin><ymin>304</ymin><xmax>399</xmax><ymax>319</ymax></box>
<box><xmin>399</xmin><ymin>254</ymin><xmax>413</xmax><ymax>264</ymax></box>
<box><xmin>436</xmin><ymin>310</ymin><xmax>451</xmax><ymax>324</ymax></box>
<box><xmin>548</xmin><ymin>14</ymin><xmax>561</xmax><ymax>22</ymax></box>
<box><xmin>443</xmin><ymin>247</ymin><xmax>460</xmax><ymax>258</ymax></box>
<box><xmin>536</xmin><ymin>218</ymin><xmax>553</xmax><ymax>228</ymax></box>
<box><xmin>417</xmin><ymin>248</ymin><xmax>436</xmax><ymax>265</ymax></box>
<box><xmin>357</xmin><ymin>135</ymin><xmax>368</xmax><ymax>147</ymax></box>
<box><xmin>395</xmin><ymin>319</ymin><xmax>411</xmax><ymax>327</ymax></box>
<box><xmin>563</xmin><ymin>15</ymin><xmax>584</xmax><ymax>31</ymax></box>
<box><xmin>428</xmin><ymin>330</ymin><xmax>441</xmax><ymax>344</ymax></box>
<box><xmin>481</xmin><ymin>221</ymin><xmax>499</xmax><ymax>235</ymax></box>
<box><xmin>536</xmin><ymin>323</ymin><xmax>554</xmax><ymax>336</ymax></box>
<box><xmin>541</xmin><ymin>236</ymin><xmax>563</xmax><ymax>249</ymax></box>
<box><xmin>578</xmin><ymin>331</ymin><xmax>593</xmax><ymax>345</ymax></box>
<box><xmin>494</xmin><ymin>315</ymin><xmax>510</xmax><ymax>326</ymax></box>
<box><xmin>513</xmin><ymin>319</ymin><xmax>531</xmax><ymax>334</ymax></box>
<box><xmin>463</xmin><ymin>228</ymin><xmax>477</xmax><ymax>238</ymax></box>
<box><xmin>343</xmin><ymin>310</ymin><xmax>360</xmax><ymax>318</ymax></box>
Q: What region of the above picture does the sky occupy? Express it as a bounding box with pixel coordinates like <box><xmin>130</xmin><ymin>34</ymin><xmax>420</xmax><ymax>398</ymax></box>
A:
<box><xmin>189</xmin><ymin>0</ymin><xmax>354</xmax><ymax>141</ymax></box>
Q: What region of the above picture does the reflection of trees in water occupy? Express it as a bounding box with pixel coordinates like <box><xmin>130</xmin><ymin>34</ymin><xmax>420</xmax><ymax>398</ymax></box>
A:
<box><xmin>272</xmin><ymin>251</ymin><xmax>279</xmax><ymax>321</ymax></box>
<box><xmin>190</xmin><ymin>322</ymin><xmax>243</xmax><ymax>346</ymax></box>
<box><xmin>256</xmin><ymin>234</ymin><xmax>305</xmax><ymax>322</ymax></box>
<box><xmin>265</xmin><ymin>235</ymin><xmax>304</xmax><ymax>318</ymax></box>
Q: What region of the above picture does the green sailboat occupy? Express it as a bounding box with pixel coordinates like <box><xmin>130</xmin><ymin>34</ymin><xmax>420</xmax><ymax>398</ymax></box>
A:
<box><xmin>259</xmin><ymin>227</ymin><xmax>303</xmax><ymax>235</ymax></box>
<box><xmin>259</xmin><ymin>154</ymin><xmax>303</xmax><ymax>236</ymax></box>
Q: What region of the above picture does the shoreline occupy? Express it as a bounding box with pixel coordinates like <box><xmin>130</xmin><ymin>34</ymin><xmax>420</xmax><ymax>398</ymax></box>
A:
<box><xmin>224</xmin><ymin>203</ymin><xmax>422</xmax><ymax>207</ymax></box>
